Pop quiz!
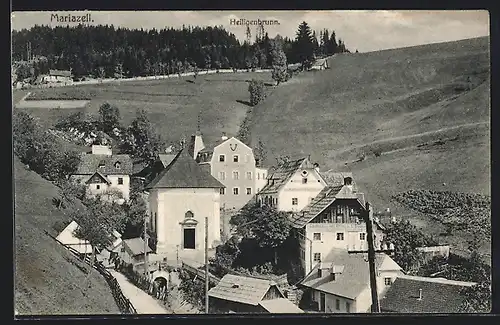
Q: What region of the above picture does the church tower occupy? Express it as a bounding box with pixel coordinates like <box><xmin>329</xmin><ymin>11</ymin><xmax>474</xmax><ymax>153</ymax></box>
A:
<box><xmin>188</xmin><ymin>113</ymin><xmax>205</xmax><ymax>160</ymax></box>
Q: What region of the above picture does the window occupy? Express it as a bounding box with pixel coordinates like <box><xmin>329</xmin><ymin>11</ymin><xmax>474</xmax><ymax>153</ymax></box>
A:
<box><xmin>317</xmin><ymin>269</ymin><xmax>322</xmax><ymax>277</ymax></box>
<box><xmin>118</xmin><ymin>177</ymin><xmax>124</xmax><ymax>185</ymax></box>
<box><xmin>96</xmin><ymin>184</ymin><xmax>100</xmax><ymax>190</ymax></box>
<box><xmin>359</xmin><ymin>233</ymin><xmax>366</xmax><ymax>241</ymax></box>
<box><xmin>292</xmin><ymin>198</ymin><xmax>298</xmax><ymax>205</ymax></box>
<box><xmin>331</xmin><ymin>273</ymin><xmax>336</xmax><ymax>281</ymax></box>
<box><xmin>220</xmin><ymin>188</ymin><xmax>225</xmax><ymax>195</ymax></box>
<box><xmin>233</xmin><ymin>155</ymin><xmax>239</xmax><ymax>163</ymax></box>
<box><xmin>257</xmin><ymin>173</ymin><xmax>260</xmax><ymax>180</ymax></box>
<box><xmin>313</xmin><ymin>253</ymin><xmax>321</xmax><ymax>262</ymax></box>
<box><xmin>98</xmin><ymin>160</ymin><xmax>106</xmax><ymax>168</ymax></box>
<box><xmin>219</xmin><ymin>154</ymin><xmax>225</xmax><ymax>162</ymax></box>
<box><xmin>335</xmin><ymin>299</ymin><xmax>340</xmax><ymax>310</ymax></box>
<box><xmin>114</xmin><ymin>161</ymin><xmax>121</xmax><ymax>169</ymax></box>
<box><xmin>313</xmin><ymin>233</ymin><xmax>321</xmax><ymax>241</ymax></box>
<box><xmin>302</xmin><ymin>178</ymin><xmax>308</xmax><ymax>184</ymax></box>
<box><xmin>384</xmin><ymin>277</ymin><xmax>392</xmax><ymax>286</ymax></box>
<box><xmin>246</xmin><ymin>188</ymin><xmax>252</xmax><ymax>195</ymax></box>
<box><xmin>233</xmin><ymin>171</ymin><xmax>239</xmax><ymax>180</ymax></box>
<box><xmin>219</xmin><ymin>172</ymin><xmax>226</xmax><ymax>180</ymax></box>
<box><xmin>233</xmin><ymin>187</ymin><xmax>239</xmax><ymax>195</ymax></box>
<box><xmin>246</xmin><ymin>171</ymin><xmax>252</xmax><ymax>180</ymax></box>
<box><xmin>336</xmin><ymin>233</ymin><xmax>344</xmax><ymax>241</ymax></box>
<box><xmin>346</xmin><ymin>302</ymin><xmax>351</xmax><ymax>313</ymax></box>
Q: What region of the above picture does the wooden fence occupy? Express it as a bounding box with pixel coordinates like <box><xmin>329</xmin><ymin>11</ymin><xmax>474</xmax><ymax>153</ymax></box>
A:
<box><xmin>44</xmin><ymin>230</ymin><xmax>137</xmax><ymax>314</ymax></box>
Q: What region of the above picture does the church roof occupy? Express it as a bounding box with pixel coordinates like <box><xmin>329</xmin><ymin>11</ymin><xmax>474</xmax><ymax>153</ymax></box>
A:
<box><xmin>145</xmin><ymin>149</ymin><xmax>225</xmax><ymax>189</ymax></box>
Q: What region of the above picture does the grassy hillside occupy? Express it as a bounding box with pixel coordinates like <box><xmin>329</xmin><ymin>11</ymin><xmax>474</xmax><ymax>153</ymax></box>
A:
<box><xmin>14</xmin><ymin>157</ymin><xmax>120</xmax><ymax>315</ymax></box>
<box><xmin>248</xmin><ymin>37</ymin><xmax>490</xmax><ymax>255</ymax></box>
<box><xmin>13</xmin><ymin>72</ymin><xmax>273</xmax><ymax>147</ymax></box>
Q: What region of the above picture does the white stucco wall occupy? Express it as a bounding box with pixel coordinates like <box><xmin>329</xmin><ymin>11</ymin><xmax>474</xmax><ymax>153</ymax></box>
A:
<box><xmin>71</xmin><ymin>174</ymin><xmax>130</xmax><ymax>201</ymax></box>
<box><xmin>277</xmin><ymin>169</ymin><xmax>326</xmax><ymax>212</ymax></box>
<box><xmin>303</xmin><ymin>223</ymin><xmax>384</xmax><ymax>275</ymax></box>
<box><xmin>255</xmin><ymin>167</ymin><xmax>268</xmax><ymax>194</ymax></box>
<box><xmin>149</xmin><ymin>188</ymin><xmax>221</xmax><ymax>255</ymax></box>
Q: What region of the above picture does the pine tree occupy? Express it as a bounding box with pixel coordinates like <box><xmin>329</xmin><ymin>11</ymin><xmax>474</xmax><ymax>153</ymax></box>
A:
<box><xmin>270</xmin><ymin>37</ymin><xmax>288</xmax><ymax>86</ymax></box>
<box><xmin>294</xmin><ymin>21</ymin><xmax>315</xmax><ymax>70</ymax></box>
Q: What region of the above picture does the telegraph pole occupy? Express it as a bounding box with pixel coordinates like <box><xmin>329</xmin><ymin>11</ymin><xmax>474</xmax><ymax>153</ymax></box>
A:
<box><xmin>365</xmin><ymin>202</ymin><xmax>380</xmax><ymax>313</ymax></box>
<box><xmin>205</xmin><ymin>215</ymin><xmax>209</xmax><ymax>313</ymax></box>
<box><xmin>144</xmin><ymin>215</ymin><xmax>149</xmax><ymax>278</ymax></box>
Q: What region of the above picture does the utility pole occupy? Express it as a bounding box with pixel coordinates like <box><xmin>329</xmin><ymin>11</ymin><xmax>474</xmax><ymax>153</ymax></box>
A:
<box><xmin>144</xmin><ymin>215</ymin><xmax>149</xmax><ymax>278</ymax></box>
<box><xmin>365</xmin><ymin>202</ymin><xmax>380</xmax><ymax>313</ymax></box>
<box><xmin>205</xmin><ymin>215</ymin><xmax>209</xmax><ymax>314</ymax></box>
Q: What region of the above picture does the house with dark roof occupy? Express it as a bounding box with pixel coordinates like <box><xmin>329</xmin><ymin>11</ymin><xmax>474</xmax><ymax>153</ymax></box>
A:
<box><xmin>192</xmin><ymin>132</ymin><xmax>269</xmax><ymax>212</ymax></box>
<box><xmin>299</xmin><ymin>248</ymin><xmax>402</xmax><ymax>313</ymax></box>
<box><xmin>208</xmin><ymin>274</ymin><xmax>304</xmax><ymax>313</ymax></box>
<box><xmin>70</xmin><ymin>145</ymin><xmax>133</xmax><ymax>202</ymax></box>
<box><xmin>379</xmin><ymin>275</ymin><xmax>476</xmax><ymax>313</ymax></box>
<box><xmin>144</xmin><ymin>148</ymin><xmax>225</xmax><ymax>260</ymax></box>
<box><xmin>288</xmin><ymin>183</ymin><xmax>385</xmax><ymax>276</ymax></box>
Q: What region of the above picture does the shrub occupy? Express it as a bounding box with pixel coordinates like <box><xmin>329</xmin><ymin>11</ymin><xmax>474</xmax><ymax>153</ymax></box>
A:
<box><xmin>248</xmin><ymin>79</ymin><xmax>265</xmax><ymax>106</ymax></box>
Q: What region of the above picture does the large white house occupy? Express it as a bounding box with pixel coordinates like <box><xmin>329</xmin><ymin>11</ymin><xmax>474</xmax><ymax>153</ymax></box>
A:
<box><xmin>193</xmin><ymin>132</ymin><xmax>268</xmax><ymax>211</ymax></box>
<box><xmin>299</xmin><ymin>248</ymin><xmax>402</xmax><ymax>313</ymax></box>
<box><xmin>70</xmin><ymin>145</ymin><xmax>132</xmax><ymax>202</ymax></box>
<box><xmin>256</xmin><ymin>157</ymin><xmax>326</xmax><ymax>212</ymax></box>
<box><xmin>145</xmin><ymin>149</ymin><xmax>225</xmax><ymax>260</ymax></box>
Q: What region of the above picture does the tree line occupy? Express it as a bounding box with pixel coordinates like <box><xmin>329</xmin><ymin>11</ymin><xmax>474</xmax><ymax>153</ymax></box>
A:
<box><xmin>12</xmin><ymin>21</ymin><xmax>349</xmax><ymax>82</ymax></box>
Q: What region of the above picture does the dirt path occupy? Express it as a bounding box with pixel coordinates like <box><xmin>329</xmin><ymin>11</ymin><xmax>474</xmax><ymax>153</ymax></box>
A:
<box><xmin>332</xmin><ymin>121</ymin><xmax>488</xmax><ymax>160</ymax></box>
<box><xmin>108</xmin><ymin>270</ymin><xmax>170</xmax><ymax>314</ymax></box>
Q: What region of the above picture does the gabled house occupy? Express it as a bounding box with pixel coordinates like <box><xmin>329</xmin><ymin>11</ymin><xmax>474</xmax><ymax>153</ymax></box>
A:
<box><xmin>257</xmin><ymin>157</ymin><xmax>326</xmax><ymax>212</ymax></box>
<box><xmin>380</xmin><ymin>275</ymin><xmax>476</xmax><ymax>313</ymax></box>
<box><xmin>70</xmin><ymin>145</ymin><xmax>132</xmax><ymax>202</ymax></box>
<box><xmin>145</xmin><ymin>148</ymin><xmax>225</xmax><ymax>260</ymax></box>
<box><xmin>118</xmin><ymin>237</ymin><xmax>153</xmax><ymax>272</ymax></box>
<box><xmin>299</xmin><ymin>248</ymin><xmax>402</xmax><ymax>313</ymax></box>
<box><xmin>56</xmin><ymin>220</ymin><xmax>93</xmax><ymax>255</ymax></box>
<box><xmin>288</xmin><ymin>183</ymin><xmax>384</xmax><ymax>275</ymax></box>
<box><xmin>194</xmin><ymin>132</ymin><xmax>268</xmax><ymax>211</ymax></box>
<box><xmin>208</xmin><ymin>274</ymin><xmax>304</xmax><ymax>313</ymax></box>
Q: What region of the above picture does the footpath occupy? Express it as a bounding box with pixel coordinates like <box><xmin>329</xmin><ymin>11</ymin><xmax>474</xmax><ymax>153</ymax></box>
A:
<box><xmin>108</xmin><ymin>270</ymin><xmax>170</xmax><ymax>314</ymax></box>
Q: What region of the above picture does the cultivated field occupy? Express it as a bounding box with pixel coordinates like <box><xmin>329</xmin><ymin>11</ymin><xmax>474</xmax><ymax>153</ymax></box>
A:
<box><xmin>12</xmin><ymin>72</ymin><xmax>273</xmax><ymax>147</ymax></box>
<box><xmin>247</xmin><ymin>37</ymin><xmax>490</xmax><ymax>255</ymax></box>
<box><xmin>14</xmin><ymin>157</ymin><xmax>120</xmax><ymax>315</ymax></box>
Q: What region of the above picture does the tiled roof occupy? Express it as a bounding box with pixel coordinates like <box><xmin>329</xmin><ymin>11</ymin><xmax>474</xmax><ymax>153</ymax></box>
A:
<box><xmin>75</xmin><ymin>153</ymin><xmax>133</xmax><ymax>175</ymax></box>
<box><xmin>380</xmin><ymin>275</ymin><xmax>476</xmax><ymax>313</ymax></box>
<box><xmin>123</xmin><ymin>237</ymin><xmax>152</xmax><ymax>256</ymax></box>
<box><xmin>299</xmin><ymin>249</ymin><xmax>400</xmax><ymax>300</ymax></box>
<box><xmin>258</xmin><ymin>298</ymin><xmax>304</xmax><ymax>313</ymax></box>
<box><xmin>258</xmin><ymin>157</ymin><xmax>314</xmax><ymax>195</ymax></box>
<box><xmin>319</xmin><ymin>171</ymin><xmax>354</xmax><ymax>187</ymax></box>
<box><xmin>208</xmin><ymin>274</ymin><xmax>279</xmax><ymax>306</ymax></box>
<box><xmin>145</xmin><ymin>149</ymin><xmax>224</xmax><ymax>189</ymax></box>
<box><xmin>288</xmin><ymin>185</ymin><xmax>366</xmax><ymax>228</ymax></box>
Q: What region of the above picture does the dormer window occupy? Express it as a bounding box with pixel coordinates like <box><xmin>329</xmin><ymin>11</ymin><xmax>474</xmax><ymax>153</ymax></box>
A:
<box><xmin>98</xmin><ymin>160</ymin><xmax>106</xmax><ymax>168</ymax></box>
<box><xmin>114</xmin><ymin>161</ymin><xmax>121</xmax><ymax>169</ymax></box>
<box><xmin>344</xmin><ymin>177</ymin><xmax>353</xmax><ymax>185</ymax></box>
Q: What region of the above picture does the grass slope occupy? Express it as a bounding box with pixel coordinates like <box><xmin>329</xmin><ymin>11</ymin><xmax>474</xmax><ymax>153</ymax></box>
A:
<box><xmin>13</xmin><ymin>72</ymin><xmax>273</xmax><ymax>147</ymax></box>
<box><xmin>248</xmin><ymin>37</ymin><xmax>490</xmax><ymax>255</ymax></box>
<box><xmin>14</xmin><ymin>157</ymin><xmax>120</xmax><ymax>315</ymax></box>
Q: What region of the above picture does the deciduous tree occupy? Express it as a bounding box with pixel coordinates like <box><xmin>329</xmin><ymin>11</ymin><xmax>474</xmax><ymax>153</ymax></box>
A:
<box><xmin>98</xmin><ymin>102</ymin><xmax>121</xmax><ymax>134</ymax></box>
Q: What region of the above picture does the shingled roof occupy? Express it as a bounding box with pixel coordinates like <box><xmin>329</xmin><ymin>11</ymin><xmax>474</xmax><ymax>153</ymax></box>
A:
<box><xmin>208</xmin><ymin>274</ymin><xmax>283</xmax><ymax>306</ymax></box>
<box><xmin>74</xmin><ymin>153</ymin><xmax>133</xmax><ymax>175</ymax></box>
<box><xmin>319</xmin><ymin>171</ymin><xmax>354</xmax><ymax>187</ymax></box>
<box><xmin>258</xmin><ymin>157</ymin><xmax>316</xmax><ymax>195</ymax></box>
<box><xmin>145</xmin><ymin>149</ymin><xmax>224</xmax><ymax>189</ymax></box>
<box><xmin>299</xmin><ymin>249</ymin><xmax>401</xmax><ymax>300</ymax></box>
<box><xmin>288</xmin><ymin>185</ymin><xmax>366</xmax><ymax>228</ymax></box>
<box><xmin>380</xmin><ymin>275</ymin><xmax>476</xmax><ymax>313</ymax></box>
<box><xmin>123</xmin><ymin>237</ymin><xmax>152</xmax><ymax>256</ymax></box>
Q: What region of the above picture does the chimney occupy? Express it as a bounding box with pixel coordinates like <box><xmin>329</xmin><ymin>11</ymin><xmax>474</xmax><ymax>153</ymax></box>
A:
<box><xmin>417</xmin><ymin>288</ymin><xmax>422</xmax><ymax>301</ymax></box>
<box><xmin>313</xmin><ymin>163</ymin><xmax>320</xmax><ymax>173</ymax></box>
<box><xmin>221</xmin><ymin>132</ymin><xmax>228</xmax><ymax>141</ymax></box>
